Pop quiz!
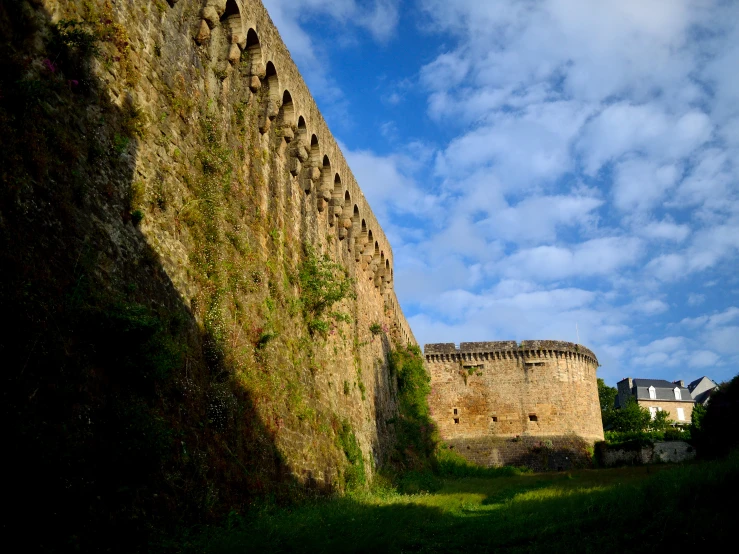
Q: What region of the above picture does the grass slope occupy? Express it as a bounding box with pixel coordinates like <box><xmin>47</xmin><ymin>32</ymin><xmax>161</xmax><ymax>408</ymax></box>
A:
<box><xmin>180</xmin><ymin>451</ymin><xmax>738</xmax><ymax>553</ymax></box>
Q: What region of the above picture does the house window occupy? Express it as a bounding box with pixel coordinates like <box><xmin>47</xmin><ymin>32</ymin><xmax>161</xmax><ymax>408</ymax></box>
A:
<box><xmin>649</xmin><ymin>386</ymin><xmax>656</xmax><ymax>400</ymax></box>
<box><xmin>674</xmin><ymin>387</ymin><xmax>682</xmax><ymax>400</ymax></box>
<box><xmin>649</xmin><ymin>407</ymin><xmax>657</xmax><ymax>420</ymax></box>
<box><xmin>528</xmin><ymin>414</ymin><xmax>538</xmax><ymax>422</ymax></box>
<box><xmin>491</xmin><ymin>416</ymin><xmax>498</xmax><ymax>422</ymax></box>
<box><xmin>677</xmin><ymin>408</ymin><xmax>685</xmax><ymax>421</ymax></box>
<box><xmin>453</xmin><ymin>418</ymin><xmax>459</xmax><ymax>424</ymax></box>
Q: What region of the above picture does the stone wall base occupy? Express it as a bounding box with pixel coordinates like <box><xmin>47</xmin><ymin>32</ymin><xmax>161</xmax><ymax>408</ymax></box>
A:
<box><xmin>596</xmin><ymin>440</ymin><xmax>696</xmax><ymax>467</ymax></box>
<box><xmin>445</xmin><ymin>435</ymin><xmax>595</xmax><ymax>472</ymax></box>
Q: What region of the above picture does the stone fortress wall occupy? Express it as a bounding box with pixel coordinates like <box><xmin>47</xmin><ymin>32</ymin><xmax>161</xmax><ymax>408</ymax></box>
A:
<box><xmin>33</xmin><ymin>0</ymin><xmax>417</xmax><ymax>488</ymax></box>
<box><xmin>425</xmin><ymin>341</ymin><xmax>604</xmax><ymax>469</ymax></box>
<box><xmin>193</xmin><ymin>0</ymin><xmax>416</xmax><ymax>346</ymax></box>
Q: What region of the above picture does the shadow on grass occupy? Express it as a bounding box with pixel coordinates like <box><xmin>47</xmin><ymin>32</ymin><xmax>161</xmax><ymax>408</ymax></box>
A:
<box><xmin>192</xmin><ymin>453</ymin><xmax>739</xmax><ymax>553</ymax></box>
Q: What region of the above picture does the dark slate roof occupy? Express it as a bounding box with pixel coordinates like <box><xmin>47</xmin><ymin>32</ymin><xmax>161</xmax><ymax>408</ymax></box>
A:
<box><xmin>632</xmin><ymin>379</ymin><xmax>693</xmax><ymax>402</ymax></box>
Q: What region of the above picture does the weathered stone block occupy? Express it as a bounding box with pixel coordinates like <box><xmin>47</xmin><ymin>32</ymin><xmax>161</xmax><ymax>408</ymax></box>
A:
<box><xmin>201</xmin><ymin>7</ymin><xmax>219</xmax><ymax>29</ymax></box>
<box><xmin>227</xmin><ymin>43</ymin><xmax>241</xmax><ymax>64</ymax></box>
<box><xmin>296</xmin><ymin>144</ymin><xmax>309</xmax><ymax>162</ymax></box>
<box><xmin>206</xmin><ymin>0</ymin><xmax>228</xmax><ymax>15</ymax></box>
<box><xmin>195</xmin><ymin>20</ymin><xmax>211</xmax><ymax>44</ymax></box>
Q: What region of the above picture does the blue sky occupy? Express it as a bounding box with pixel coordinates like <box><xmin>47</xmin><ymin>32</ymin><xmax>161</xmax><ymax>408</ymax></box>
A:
<box><xmin>263</xmin><ymin>0</ymin><xmax>739</xmax><ymax>386</ymax></box>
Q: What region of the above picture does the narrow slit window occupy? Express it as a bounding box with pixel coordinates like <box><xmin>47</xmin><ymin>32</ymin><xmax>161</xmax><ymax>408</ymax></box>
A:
<box><xmin>453</xmin><ymin>408</ymin><xmax>458</xmax><ymax>415</ymax></box>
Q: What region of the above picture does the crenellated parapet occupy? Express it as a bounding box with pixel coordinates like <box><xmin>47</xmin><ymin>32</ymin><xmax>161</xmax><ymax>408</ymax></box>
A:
<box><xmin>192</xmin><ymin>0</ymin><xmax>400</xmax><ymax>303</ymax></box>
<box><xmin>424</xmin><ymin>341</ymin><xmax>598</xmax><ymax>366</ymax></box>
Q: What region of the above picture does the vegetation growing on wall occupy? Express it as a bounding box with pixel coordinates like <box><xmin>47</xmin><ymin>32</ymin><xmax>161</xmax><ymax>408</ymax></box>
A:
<box><xmin>337</xmin><ymin>421</ymin><xmax>366</xmax><ymax>490</ymax></box>
<box><xmin>386</xmin><ymin>344</ymin><xmax>437</xmax><ymax>471</ymax></box>
<box><xmin>298</xmin><ymin>246</ymin><xmax>355</xmax><ymax>336</ymax></box>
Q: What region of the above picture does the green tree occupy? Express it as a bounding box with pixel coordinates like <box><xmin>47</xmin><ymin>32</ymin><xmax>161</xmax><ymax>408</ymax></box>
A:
<box><xmin>610</xmin><ymin>398</ymin><xmax>652</xmax><ymax>433</ymax></box>
<box><xmin>649</xmin><ymin>409</ymin><xmax>672</xmax><ymax>432</ymax></box>
<box><xmin>597</xmin><ymin>378</ymin><xmax>618</xmax><ymax>428</ymax></box>
<box><xmin>691</xmin><ymin>402</ymin><xmax>707</xmax><ymax>434</ymax></box>
<box><xmin>693</xmin><ymin>374</ymin><xmax>739</xmax><ymax>458</ymax></box>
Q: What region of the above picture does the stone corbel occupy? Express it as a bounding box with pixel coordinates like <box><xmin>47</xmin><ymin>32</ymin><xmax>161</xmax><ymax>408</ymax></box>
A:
<box><xmin>303</xmin><ymin>166</ymin><xmax>320</xmax><ymax>193</ymax></box>
<box><xmin>258</xmin><ymin>113</ymin><xmax>271</xmax><ymax>133</ymax></box>
<box><xmin>329</xmin><ymin>199</ymin><xmax>342</xmax><ymax>226</ymax></box>
<box><xmin>296</xmin><ymin>144</ymin><xmax>309</xmax><ymax>163</ymax></box>
<box><xmin>195</xmin><ymin>20</ymin><xmax>211</xmax><ymax>44</ymax></box>
<box><xmin>251</xmin><ymin>61</ymin><xmax>266</xmax><ymax>79</ymax></box>
<box><xmin>281</xmin><ymin>126</ymin><xmax>294</xmax><ymax>143</ymax></box>
<box><xmin>340</xmin><ymin>218</ymin><xmax>352</xmax><ymax>243</ymax></box>
<box><xmin>227</xmin><ymin>44</ymin><xmax>241</xmax><ymax>64</ymax></box>
<box><xmin>201</xmin><ymin>8</ymin><xmax>219</xmax><ymax>29</ymax></box>
<box><xmin>207</xmin><ymin>0</ymin><xmax>227</xmax><ymax>15</ymax></box>
<box><xmin>289</xmin><ymin>157</ymin><xmax>302</xmax><ymax>177</ymax></box>
<box><xmin>266</xmin><ymin>99</ymin><xmax>280</xmax><ymax>120</ymax></box>
<box><xmin>367</xmin><ymin>257</ymin><xmax>378</xmax><ymax>274</ymax></box>
<box><xmin>318</xmin><ymin>185</ymin><xmax>332</xmax><ymax>209</ymax></box>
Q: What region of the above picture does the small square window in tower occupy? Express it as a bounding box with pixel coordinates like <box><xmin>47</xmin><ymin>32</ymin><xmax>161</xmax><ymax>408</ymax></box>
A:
<box><xmin>528</xmin><ymin>414</ymin><xmax>538</xmax><ymax>422</ymax></box>
<box><xmin>491</xmin><ymin>416</ymin><xmax>498</xmax><ymax>422</ymax></box>
<box><xmin>453</xmin><ymin>418</ymin><xmax>460</xmax><ymax>424</ymax></box>
<box><xmin>453</xmin><ymin>408</ymin><xmax>458</xmax><ymax>415</ymax></box>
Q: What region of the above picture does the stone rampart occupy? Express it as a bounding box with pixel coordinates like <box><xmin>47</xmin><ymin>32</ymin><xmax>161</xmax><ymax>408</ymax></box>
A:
<box><xmin>426</xmin><ymin>340</ymin><xmax>604</xmax><ymax>468</ymax></box>
<box><xmin>20</xmin><ymin>0</ymin><xmax>417</xmax><ymax>493</ymax></box>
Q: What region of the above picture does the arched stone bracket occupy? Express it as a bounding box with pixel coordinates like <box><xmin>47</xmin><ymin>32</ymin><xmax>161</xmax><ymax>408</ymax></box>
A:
<box><xmin>191</xmin><ymin>1</ymin><xmax>400</xmax><ymax>306</ymax></box>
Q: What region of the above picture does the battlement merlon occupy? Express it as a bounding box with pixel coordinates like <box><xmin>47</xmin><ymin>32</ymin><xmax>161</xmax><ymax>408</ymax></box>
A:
<box><xmin>424</xmin><ymin>340</ymin><xmax>599</xmax><ymax>366</ymax></box>
<box><xmin>424</xmin><ymin>343</ymin><xmax>459</xmax><ymax>354</ymax></box>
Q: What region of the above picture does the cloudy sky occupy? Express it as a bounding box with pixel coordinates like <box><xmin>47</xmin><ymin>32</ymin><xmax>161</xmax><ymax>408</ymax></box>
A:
<box><xmin>263</xmin><ymin>0</ymin><xmax>739</xmax><ymax>386</ymax></box>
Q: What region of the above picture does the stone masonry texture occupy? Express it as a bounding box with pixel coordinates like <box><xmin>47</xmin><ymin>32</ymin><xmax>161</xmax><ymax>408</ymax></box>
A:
<box><xmin>7</xmin><ymin>0</ymin><xmax>415</xmax><ymax>496</ymax></box>
<box><xmin>425</xmin><ymin>341</ymin><xmax>604</xmax><ymax>469</ymax></box>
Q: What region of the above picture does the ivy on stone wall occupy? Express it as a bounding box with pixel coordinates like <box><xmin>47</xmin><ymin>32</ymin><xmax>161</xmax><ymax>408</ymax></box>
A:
<box><xmin>298</xmin><ymin>245</ymin><xmax>356</xmax><ymax>336</ymax></box>
<box><xmin>387</xmin><ymin>344</ymin><xmax>437</xmax><ymax>471</ymax></box>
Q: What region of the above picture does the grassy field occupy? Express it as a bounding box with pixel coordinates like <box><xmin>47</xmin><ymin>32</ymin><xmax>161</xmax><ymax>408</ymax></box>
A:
<box><xmin>178</xmin><ymin>451</ymin><xmax>738</xmax><ymax>553</ymax></box>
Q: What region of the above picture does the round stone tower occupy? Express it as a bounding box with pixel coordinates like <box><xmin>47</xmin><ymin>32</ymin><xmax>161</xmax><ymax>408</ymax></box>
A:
<box><xmin>425</xmin><ymin>340</ymin><xmax>604</xmax><ymax>469</ymax></box>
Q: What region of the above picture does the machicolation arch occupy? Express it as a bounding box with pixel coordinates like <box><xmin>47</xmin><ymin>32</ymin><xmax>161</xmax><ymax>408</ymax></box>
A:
<box><xmin>192</xmin><ymin>0</ymin><xmax>412</xmax><ymax>344</ymax></box>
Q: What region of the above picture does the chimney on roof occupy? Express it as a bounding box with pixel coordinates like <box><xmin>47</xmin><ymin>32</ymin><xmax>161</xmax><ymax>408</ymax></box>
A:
<box><xmin>674</xmin><ymin>380</ymin><xmax>685</xmax><ymax>388</ymax></box>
